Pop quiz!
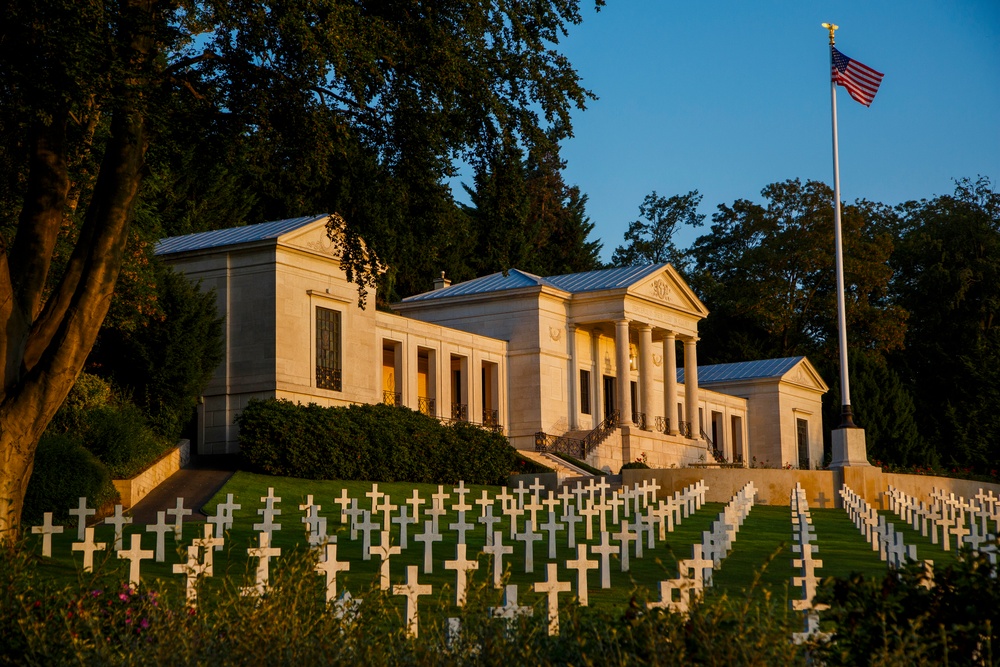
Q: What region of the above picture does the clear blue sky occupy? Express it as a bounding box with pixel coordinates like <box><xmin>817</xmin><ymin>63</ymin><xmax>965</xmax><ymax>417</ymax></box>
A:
<box><xmin>526</xmin><ymin>1</ymin><xmax>1000</xmax><ymax>262</ymax></box>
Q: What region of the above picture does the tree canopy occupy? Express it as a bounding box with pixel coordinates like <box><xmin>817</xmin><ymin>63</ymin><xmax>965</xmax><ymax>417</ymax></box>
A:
<box><xmin>0</xmin><ymin>0</ymin><xmax>606</xmax><ymax>539</ymax></box>
<box><xmin>611</xmin><ymin>190</ymin><xmax>703</xmax><ymax>271</ymax></box>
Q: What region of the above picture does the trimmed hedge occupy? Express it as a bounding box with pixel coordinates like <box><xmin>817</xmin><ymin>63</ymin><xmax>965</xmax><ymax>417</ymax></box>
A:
<box><xmin>237</xmin><ymin>399</ymin><xmax>517</xmax><ymax>485</ymax></box>
<box><xmin>23</xmin><ymin>434</ymin><xmax>119</xmax><ymax>525</ymax></box>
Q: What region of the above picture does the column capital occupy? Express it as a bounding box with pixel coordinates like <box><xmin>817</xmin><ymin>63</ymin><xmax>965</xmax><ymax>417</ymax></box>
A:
<box><xmin>637</xmin><ymin>323</ymin><xmax>653</xmax><ymax>333</ymax></box>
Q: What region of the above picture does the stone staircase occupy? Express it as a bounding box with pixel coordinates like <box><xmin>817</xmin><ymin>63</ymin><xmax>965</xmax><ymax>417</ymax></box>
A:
<box><xmin>518</xmin><ymin>450</ymin><xmax>593</xmax><ymax>479</ymax></box>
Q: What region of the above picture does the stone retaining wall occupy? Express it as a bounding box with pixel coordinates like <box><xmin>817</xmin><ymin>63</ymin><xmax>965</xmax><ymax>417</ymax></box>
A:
<box><xmin>112</xmin><ymin>439</ymin><xmax>191</xmax><ymax>509</ymax></box>
<box><xmin>622</xmin><ymin>466</ymin><xmax>1000</xmax><ymax>509</ymax></box>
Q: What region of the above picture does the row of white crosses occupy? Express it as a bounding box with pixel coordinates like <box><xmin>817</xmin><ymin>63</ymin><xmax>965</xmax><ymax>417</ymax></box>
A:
<box><xmin>886</xmin><ymin>485</ymin><xmax>999</xmax><ymax>564</ymax></box>
<box><xmin>645</xmin><ymin>482</ymin><xmax>756</xmax><ymax>615</ymax></box>
<box><xmin>33</xmin><ymin>478</ymin><xmax>718</xmax><ymax>639</ymax></box>
<box><xmin>256</xmin><ymin>478</ymin><xmax>712</xmax><ymax>638</ymax></box>
<box><xmin>789</xmin><ymin>483</ymin><xmax>830</xmax><ymax>645</ymax></box>
<box><xmin>32</xmin><ymin>495</ymin><xmax>226</xmax><ymax>606</ymax></box>
<box><xmin>839</xmin><ymin>485</ymin><xmax>916</xmax><ymax>568</ymax></box>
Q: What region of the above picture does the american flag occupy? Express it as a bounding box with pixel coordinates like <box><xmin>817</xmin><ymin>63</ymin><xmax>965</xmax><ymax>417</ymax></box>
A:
<box><xmin>831</xmin><ymin>47</ymin><xmax>884</xmax><ymax>107</ymax></box>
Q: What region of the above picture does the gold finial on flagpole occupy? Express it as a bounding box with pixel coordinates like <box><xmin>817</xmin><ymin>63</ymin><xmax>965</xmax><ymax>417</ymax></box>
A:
<box><xmin>821</xmin><ymin>23</ymin><xmax>839</xmax><ymax>46</ymax></box>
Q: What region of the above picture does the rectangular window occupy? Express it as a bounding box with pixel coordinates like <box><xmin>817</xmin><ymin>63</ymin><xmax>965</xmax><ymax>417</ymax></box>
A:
<box><xmin>316</xmin><ymin>307</ymin><xmax>342</xmax><ymax>391</ymax></box>
<box><xmin>580</xmin><ymin>369</ymin><xmax>592</xmax><ymax>415</ymax></box>
<box><xmin>797</xmin><ymin>418</ymin><xmax>810</xmax><ymax>469</ymax></box>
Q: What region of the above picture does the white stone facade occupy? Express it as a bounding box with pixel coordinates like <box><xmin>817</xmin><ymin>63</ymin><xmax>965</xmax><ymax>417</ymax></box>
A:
<box><xmin>156</xmin><ymin>215</ymin><xmax>828</xmax><ymax>470</ymax></box>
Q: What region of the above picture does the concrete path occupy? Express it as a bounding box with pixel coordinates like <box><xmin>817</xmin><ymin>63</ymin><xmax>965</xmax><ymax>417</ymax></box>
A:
<box><xmin>128</xmin><ymin>455</ymin><xmax>239</xmax><ymax>525</ymax></box>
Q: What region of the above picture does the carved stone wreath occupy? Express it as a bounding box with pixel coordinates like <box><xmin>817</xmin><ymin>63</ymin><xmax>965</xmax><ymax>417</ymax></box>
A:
<box><xmin>651</xmin><ymin>278</ymin><xmax>670</xmax><ymax>301</ymax></box>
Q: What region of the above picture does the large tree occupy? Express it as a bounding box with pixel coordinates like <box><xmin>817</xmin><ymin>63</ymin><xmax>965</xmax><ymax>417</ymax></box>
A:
<box><xmin>611</xmin><ymin>190</ymin><xmax>704</xmax><ymax>271</ymax></box>
<box><xmin>462</xmin><ymin>141</ymin><xmax>602</xmax><ymax>280</ymax></box>
<box><xmin>688</xmin><ymin>179</ymin><xmax>906</xmax><ymax>366</ymax></box>
<box><xmin>0</xmin><ymin>0</ymin><xmax>604</xmax><ymax>540</ymax></box>
<box><xmin>890</xmin><ymin>177</ymin><xmax>1000</xmax><ymax>468</ymax></box>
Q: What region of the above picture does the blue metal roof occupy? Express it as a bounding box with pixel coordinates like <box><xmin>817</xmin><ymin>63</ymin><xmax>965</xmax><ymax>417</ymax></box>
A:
<box><xmin>402</xmin><ymin>263</ymin><xmax>668</xmax><ymax>302</ymax></box>
<box><xmin>154</xmin><ymin>215</ymin><xmax>328</xmax><ymax>256</ymax></box>
<box><xmin>401</xmin><ymin>269</ymin><xmax>556</xmax><ymax>302</ymax></box>
<box><xmin>545</xmin><ymin>264</ymin><xmax>666</xmax><ymax>293</ymax></box>
<box><xmin>678</xmin><ymin>357</ymin><xmax>804</xmax><ymax>384</ymax></box>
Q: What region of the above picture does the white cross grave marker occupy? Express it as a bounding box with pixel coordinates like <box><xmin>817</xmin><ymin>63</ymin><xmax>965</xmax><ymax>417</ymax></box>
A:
<box><xmin>118</xmin><ymin>533</ymin><xmax>154</xmax><ymax>588</ymax></box>
<box><xmin>167</xmin><ymin>497</ymin><xmax>192</xmax><ymax>540</ymax></box>
<box><xmin>145</xmin><ymin>510</ymin><xmax>172</xmax><ymax>562</ymax></box>
<box><xmin>315</xmin><ymin>543</ymin><xmax>351</xmax><ymax>603</ymax></box>
<box><xmin>72</xmin><ymin>526</ymin><xmax>106</xmax><ymax>572</ymax></box>
<box><xmin>444</xmin><ymin>543</ymin><xmax>480</xmax><ymax>607</ymax></box>
<box><xmin>565</xmin><ymin>543</ymin><xmax>599</xmax><ymax>606</ymax></box>
<box><xmin>414</xmin><ymin>519</ymin><xmax>443</xmax><ymax>573</ymax></box>
<box><xmin>484</xmin><ymin>531</ymin><xmax>513</xmax><ymax>587</ymax></box>
<box><xmin>31</xmin><ymin>512</ymin><xmax>63</xmax><ymax>558</ymax></box>
<box><xmin>393</xmin><ymin>565</ymin><xmax>432</xmax><ymax>638</ymax></box>
<box><xmin>69</xmin><ymin>496</ymin><xmax>95</xmax><ymax>541</ymax></box>
<box><xmin>104</xmin><ymin>504</ymin><xmax>131</xmax><ymax>551</ymax></box>
<box><xmin>534</xmin><ymin>562</ymin><xmax>571</xmax><ymax>636</ymax></box>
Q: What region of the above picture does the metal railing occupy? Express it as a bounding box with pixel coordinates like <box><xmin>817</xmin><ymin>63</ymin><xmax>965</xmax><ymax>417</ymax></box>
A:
<box><xmin>701</xmin><ymin>428</ymin><xmax>726</xmax><ymax>463</ymax></box>
<box><xmin>483</xmin><ymin>409</ymin><xmax>500</xmax><ymax>428</ymax></box>
<box><xmin>317</xmin><ymin>367</ymin><xmax>342</xmax><ymax>391</ymax></box>
<box><xmin>451</xmin><ymin>403</ymin><xmax>468</xmax><ymax>421</ymax></box>
<box><xmin>653</xmin><ymin>416</ymin><xmax>671</xmax><ymax>434</ymax></box>
<box><xmin>678</xmin><ymin>420</ymin><xmax>692</xmax><ymax>438</ymax></box>
<box><xmin>535</xmin><ymin>410</ymin><xmax>620</xmax><ymax>460</ymax></box>
<box><xmin>417</xmin><ymin>396</ymin><xmax>435</xmax><ymax>417</ymax></box>
<box><xmin>382</xmin><ymin>390</ymin><xmax>402</xmax><ymax>407</ymax></box>
<box><xmin>632</xmin><ymin>411</ymin><xmax>647</xmax><ymax>430</ymax></box>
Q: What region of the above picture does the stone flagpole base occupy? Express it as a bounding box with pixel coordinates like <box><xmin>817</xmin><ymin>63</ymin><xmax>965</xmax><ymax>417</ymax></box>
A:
<box><xmin>828</xmin><ymin>427</ymin><xmax>871</xmax><ymax>469</ymax></box>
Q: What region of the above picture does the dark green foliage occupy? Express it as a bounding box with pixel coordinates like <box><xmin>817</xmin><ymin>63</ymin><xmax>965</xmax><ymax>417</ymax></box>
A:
<box><xmin>22</xmin><ymin>434</ymin><xmax>118</xmax><ymax>525</ymax></box>
<box><xmin>620</xmin><ymin>461</ymin><xmax>651</xmax><ymax>472</ymax></box>
<box><xmin>460</xmin><ymin>143</ymin><xmax>603</xmax><ymax>285</ymax></box>
<box><xmin>236</xmin><ymin>399</ymin><xmax>517</xmax><ymax>485</ymax></box>
<box><xmin>91</xmin><ymin>263</ymin><xmax>224</xmax><ymax>441</ymax></box>
<box><xmin>823</xmin><ymin>350</ymin><xmax>931</xmax><ymax>467</ymax></box>
<box><xmin>83</xmin><ymin>404</ymin><xmax>170</xmax><ymax>479</ymax></box>
<box><xmin>814</xmin><ymin>552</ymin><xmax>1000</xmax><ymax>665</ymax></box>
<box><xmin>890</xmin><ymin>177</ymin><xmax>1000</xmax><ymax>469</ymax></box>
<box><xmin>689</xmin><ymin>179</ymin><xmax>905</xmax><ymax>367</ymax></box>
<box><xmin>612</xmin><ymin>190</ymin><xmax>704</xmax><ymax>271</ymax></box>
<box><xmin>0</xmin><ymin>544</ymin><xmax>805</xmax><ymax>666</ymax></box>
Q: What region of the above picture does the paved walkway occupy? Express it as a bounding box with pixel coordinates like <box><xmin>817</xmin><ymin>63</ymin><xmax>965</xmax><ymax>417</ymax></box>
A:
<box><xmin>128</xmin><ymin>455</ymin><xmax>240</xmax><ymax>525</ymax></box>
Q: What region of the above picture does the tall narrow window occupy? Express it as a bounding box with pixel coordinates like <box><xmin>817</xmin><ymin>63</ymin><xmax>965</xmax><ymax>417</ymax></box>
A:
<box><xmin>316</xmin><ymin>307</ymin><xmax>342</xmax><ymax>391</ymax></box>
<box><xmin>580</xmin><ymin>369</ymin><xmax>591</xmax><ymax>415</ymax></box>
<box><xmin>797</xmin><ymin>418</ymin><xmax>810</xmax><ymax>469</ymax></box>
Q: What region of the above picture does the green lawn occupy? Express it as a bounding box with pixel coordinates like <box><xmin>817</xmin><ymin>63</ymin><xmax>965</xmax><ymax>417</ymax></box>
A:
<box><xmin>26</xmin><ymin>471</ymin><xmax>966</xmax><ymax>615</ymax></box>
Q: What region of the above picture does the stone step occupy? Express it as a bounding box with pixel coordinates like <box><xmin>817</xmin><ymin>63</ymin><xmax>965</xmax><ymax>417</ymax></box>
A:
<box><xmin>518</xmin><ymin>450</ymin><xmax>593</xmax><ymax>479</ymax></box>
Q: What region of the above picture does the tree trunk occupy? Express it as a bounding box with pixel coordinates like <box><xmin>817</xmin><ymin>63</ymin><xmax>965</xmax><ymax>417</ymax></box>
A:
<box><xmin>0</xmin><ymin>0</ymin><xmax>153</xmax><ymax>543</ymax></box>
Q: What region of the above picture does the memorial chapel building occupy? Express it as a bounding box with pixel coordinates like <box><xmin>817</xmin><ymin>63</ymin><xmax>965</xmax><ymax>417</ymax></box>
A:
<box><xmin>156</xmin><ymin>215</ymin><xmax>828</xmax><ymax>472</ymax></box>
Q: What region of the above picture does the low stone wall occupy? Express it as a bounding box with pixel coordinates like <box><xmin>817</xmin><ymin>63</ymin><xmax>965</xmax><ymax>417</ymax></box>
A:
<box><xmin>112</xmin><ymin>439</ymin><xmax>191</xmax><ymax>509</ymax></box>
<box><xmin>622</xmin><ymin>465</ymin><xmax>1000</xmax><ymax>510</ymax></box>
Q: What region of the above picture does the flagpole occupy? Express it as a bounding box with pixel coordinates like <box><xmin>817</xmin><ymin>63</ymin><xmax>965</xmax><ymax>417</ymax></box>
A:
<box><xmin>823</xmin><ymin>22</ymin><xmax>856</xmax><ymax>429</ymax></box>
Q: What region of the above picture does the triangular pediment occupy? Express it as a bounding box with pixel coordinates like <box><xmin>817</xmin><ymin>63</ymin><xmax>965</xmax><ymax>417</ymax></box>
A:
<box><xmin>280</xmin><ymin>215</ymin><xmax>340</xmax><ymax>258</ymax></box>
<box><xmin>626</xmin><ymin>264</ymin><xmax>709</xmax><ymax>318</ymax></box>
<box><xmin>780</xmin><ymin>357</ymin><xmax>829</xmax><ymax>393</ymax></box>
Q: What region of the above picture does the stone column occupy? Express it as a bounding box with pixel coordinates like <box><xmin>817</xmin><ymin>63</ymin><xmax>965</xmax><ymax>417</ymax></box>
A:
<box><xmin>683</xmin><ymin>337</ymin><xmax>699</xmax><ymax>439</ymax></box>
<box><xmin>638</xmin><ymin>325</ymin><xmax>654</xmax><ymax>430</ymax></box>
<box><xmin>568</xmin><ymin>325</ymin><xmax>578</xmax><ymax>430</ymax></box>
<box><xmin>405</xmin><ymin>339</ymin><xmax>418</xmax><ymax>410</ymax></box>
<box><xmin>615</xmin><ymin>319</ymin><xmax>632</xmax><ymax>425</ymax></box>
<box><xmin>663</xmin><ymin>332</ymin><xmax>678</xmax><ymax>435</ymax></box>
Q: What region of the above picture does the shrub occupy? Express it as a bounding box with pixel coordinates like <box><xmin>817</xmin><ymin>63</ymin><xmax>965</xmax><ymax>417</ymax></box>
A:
<box><xmin>620</xmin><ymin>461</ymin><xmax>650</xmax><ymax>472</ymax></box>
<box><xmin>813</xmin><ymin>551</ymin><xmax>1000</xmax><ymax>665</ymax></box>
<box><xmin>237</xmin><ymin>399</ymin><xmax>517</xmax><ymax>485</ymax></box>
<box><xmin>46</xmin><ymin>372</ymin><xmax>114</xmax><ymax>435</ymax></box>
<box><xmin>22</xmin><ymin>433</ymin><xmax>119</xmax><ymax>525</ymax></box>
<box><xmin>84</xmin><ymin>404</ymin><xmax>170</xmax><ymax>479</ymax></box>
